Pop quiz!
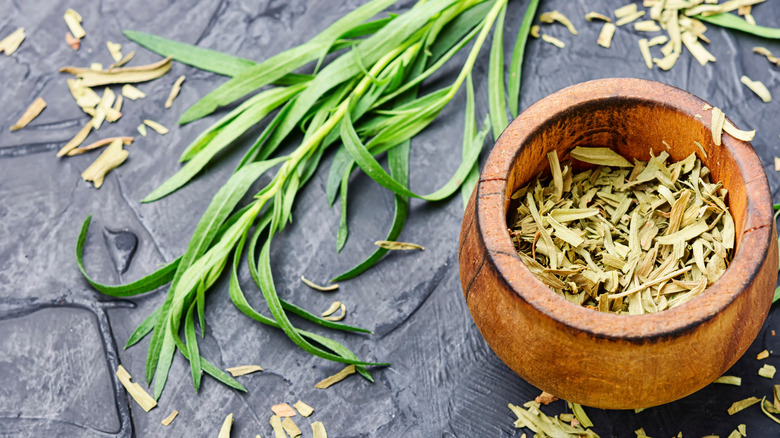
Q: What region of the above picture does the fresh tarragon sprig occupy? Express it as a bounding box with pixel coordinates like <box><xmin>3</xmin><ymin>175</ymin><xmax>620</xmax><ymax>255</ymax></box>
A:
<box><xmin>76</xmin><ymin>0</ymin><xmax>538</xmax><ymax>398</ymax></box>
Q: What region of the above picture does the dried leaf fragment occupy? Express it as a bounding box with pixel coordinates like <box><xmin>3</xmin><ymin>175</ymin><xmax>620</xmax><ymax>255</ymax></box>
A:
<box><xmin>218</xmin><ymin>413</ymin><xmax>233</xmax><ymax>438</ymax></box>
<box><xmin>165</xmin><ymin>75</ymin><xmax>186</xmax><ymax>109</ymax></box>
<box><xmin>144</xmin><ymin>119</ymin><xmax>169</xmax><ymax>135</ymax></box>
<box><xmin>272</xmin><ymin>403</ymin><xmax>297</xmax><ymax>418</ymax></box>
<box><xmin>301</xmin><ymin>275</ymin><xmax>338</xmax><ymax>291</ymax></box>
<box><xmin>81</xmin><ymin>138</ymin><xmax>128</xmax><ymax>189</ymax></box>
<box><xmin>270</xmin><ymin>416</ymin><xmax>286</xmax><ymax>438</ymax></box>
<box><xmin>738</xmin><ymin>424</ymin><xmax>747</xmax><ymax>436</ymax></box>
<box><xmin>10</xmin><ymin>97</ymin><xmax>46</xmax><ymax>131</ymax></box>
<box><xmin>122</xmin><ymin>84</ymin><xmax>146</xmax><ymax>100</ymax></box>
<box><xmin>293</xmin><ymin>401</ymin><xmax>314</xmax><ymax>417</ymax></box>
<box><xmin>60</xmin><ymin>57</ymin><xmax>172</xmax><ymax>87</ymax></box>
<box><xmin>570</xmin><ymin>146</ymin><xmax>632</xmax><ymax>167</ymax></box>
<box><xmin>311</xmin><ymin>421</ymin><xmax>327</xmax><ymax>438</ymax></box>
<box><xmin>740</xmin><ymin>75</ymin><xmax>772</xmax><ymax>103</ymax></box>
<box><xmin>598</xmin><ymin>23</ymin><xmax>617</xmax><ymax>48</ymax></box>
<box><xmin>714</xmin><ymin>375</ymin><xmax>742</xmax><ymax>386</ymax></box>
<box><xmin>137</xmin><ymin>124</ymin><xmax>148</xmax><ymax>137</ymax></box>
<box><xmin>106</xmin><ymin>41</ymin><xmax>122</xmax><ymax>62</ymax></box>
<box><xmin>67</xmin><ymin>136</ymin><xmax>133</xmax><ymax>156</ymax></box>
<box><xmin>638</xmin><ymin>39</ymin><xmax>653</xmax><ymax>69</ymax></box>
<box><xmin>585</xmin><ymin>12</ymin><xmax>611</xmax><ymax>22</ymax></box>
<box><xmin>281</xmin><ymin>418</ymin><xmax>302</xmax><ymax>438</ymax></box>
<box><xmin>67</xmin><ymin>79</ymin><xmax>101</xmax><ymax>113</ymax></box>
<box><xmin>530</xmin><ymin>25</ymin><xmax>540</xmax><ymax>38</ymax></box>
<box><xmin>634</xmin><ymin>20</ymin><xmax>661</xmax><ymax>32</ymax></box>
<box><xmin>710</xmin><ymin>107</ymin><xmax>725</xmax><ymax>146</ymax></box>
<box><xmin>161</xmin><ymin>410</ymin><xmax>178</xmax><ymax>426</ymax></box>
<box><xmin>324</xmin><ymin>303</ymin><xmax>346</xmax><ymax>321</ymax></box>
<box><xmin>759</xmin><ymin>364</ymin><xmax>776</xmax><ymax>379</ymax></box>
<box><xmin>723</xmin><ymin>120</ymin><xmax>755</xmax><ymax>142</ymax></box>
<box><xmin>65</xmin><ymin>32</ymin><xmax>81</xmax><ymax>50</ymax></box>
<box><xmin>616</xmin><ymin>11</ymin><xmax>646</xmax><ymax>26</ymax></box>
<box><xmin>539</xmin><ymin>11</ymin><xmax>578</xmax><ymax>35</ymax></box>
<box><xmin>681</xmin><ymin>31</ymin><xmax>716</xmax><ymax>66</ymax></box>
<box><xmin>375</xmin><ymin>240</ymin><xmax>424</xmax><ymax>250</ymax></box>
<box><xmin>534</xmin><ymin>391</ymin><xmax>558</xmax><ymax>405</ymax></box>
<box><xmin>115</xmin><ymin>365</ymin><xmax>157</xmax><ymax>412</ymax></box>
<box><xmin>775</xmin><ymin>157</ymin><xmax>780</xmax><ymax>172</ymax></box>
<box><xmin>753</xmin><ymin>46</ymin><xmax>780</xmax><ymax>65</ymax></box>
<box><xmin>315</xmin><ymin>364</ymin><xmax>356</xmax><ymax>389</ymax></box>
<box><xmin>569</xmin><ymin>402</ymin><xmax>594</xmax><ymax>428</ymax></box>
<box><xmin>109</xmin><ymin>51</ymin><xmax>135</xmax><ymax>69</ymax></box>
<box><xmin>64</xmin><ymin>9</ymin><xmax>86</xmax><ymax>39</ymax></box>
<box><xmin>540</xmin><ymin>34</ymin><xmax>565</xmax><ymax>48</ymax></box>
<box><xmin>57</xmin><ymin>121</ymin><xmax>93</xmax><ymax>157</ymax></box>
<box><xmin>614</xmin><ymin>3</ymin><xmax>638</xmax><ymax>18</ymax></box>
<box><xmin>225</xmin><ymin>365</ymin><xmax>263</xmax><ymax>377</ymax></box>
<box><xmin>0</xmin><ymin>27</ymin><xmax>25</xmax><ymax>56</ymax></box>
<box><xmin>728</xmin><ymin>396</ymin><xmax>761</xmax><ymax>415</ymax></box>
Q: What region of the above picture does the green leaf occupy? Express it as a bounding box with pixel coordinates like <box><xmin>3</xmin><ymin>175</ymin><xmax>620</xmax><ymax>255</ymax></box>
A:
<box><xmin>696</xmin><ymin>13</ymin><xmax>780</xmax><ymax>39</ymax></box>
<box><xmin>427</xmin><ymin>1</ymin><xmax>492</xmax><ymax>63</ymax></box>
<box><xmin>179</xmin><ymin>0</ymin><xmax>401</xmax><ymax>123</ymax></box>
<box><xmin>123</xmin><ymin>30</ymin><xmax>257</xmax><ymax>77</ymax></box>
<box><xmin>336</xmin><ymin>171</ymin><xmax>350</xmax><ymax>252</ymax></box>
<box><xmin>488</xmin><ymin>4</ymin><xmax>507</xmax><ymax>141</ymax></box>
<box><xmin>332</xmin><ymin>140</ymin><xmax>410</xmax><ymax>281</ymax></box>
<box><xmin>184</xmin><ymin>302</ymin><xmax>202</xmax><ymax>390</ymax></box>
<box><xmin>460</xmin><ymin>74</ymin><xmax>486</xmax><ymax>210</ymax></box>
<box><xmin>76</xmin><ymin>216</ymin><xmax>179</xmax><ymax>296</ymax></box>
<box><xmin>340</xmin><ymin>109</ymin><xmax>480</xmax><ymax>201</ymax></box>
<box><xmin>507</xmin><ymin>0</ymin><xmax>539</xmax><ymax>118</ymax></box>
<box><xmin>142</xmin><ymin>86</ymin><xmax>302</xmax><ymax>203</ymax></box>
<box><xmin>124</xmin><ymin>307</ymin><xmax>161</xmax><ymax>349</ymax></box>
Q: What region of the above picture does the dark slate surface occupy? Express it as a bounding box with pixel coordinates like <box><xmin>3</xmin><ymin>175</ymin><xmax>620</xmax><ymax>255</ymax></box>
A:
<box><xmin>1</xmin><ymin>0</ymin><xmax>780</xmax><ymax>437</ymax></box>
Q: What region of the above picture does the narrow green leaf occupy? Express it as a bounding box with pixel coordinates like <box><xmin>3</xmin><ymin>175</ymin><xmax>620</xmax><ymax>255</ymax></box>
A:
<box><xmin>696</xmin><ymin>13</ymin><xmax>780</xmax><ymax>39</ymax></box>
<box><xmin>179</xmin><ymin>0</ymin><xmax>401</xmax><ymax>123</ymax></box>
<box><xmin>428</xmin><ymin>1</ymin><xmax>492</xmax><ymax>63</ymax></box>
<box><xmin>142</xmin><ymin>86</ymin><xmax>301</xmax><ymax>203</ymax></box>
<box><xmin>337</xmin><ymin>171</ymin><xmax>350</xmax><ymax>252</ymax></box>
<box><xmin>184</xmin><ymin>302</ymin><xmax>202</xmax><ymax>390</ymax></box>
<box><xmin>488</xmin><ymin>4</ymin><xmax>507</xmax><ymax>140</ymax></box>
<box><xmin>340</xmin><ymin>109</ymin><xmax>480</xmax><ymax>201</ymax></box>
<box><xmin>123</xmin><ymin>30</ymin><xmax>257</xmax><ymax>76</ymax></box>
<box><xmin>508</xmin><ymin>0</ymin><xmax>539</xmax><ymax>117</ymax></box>
<box><xmin>332</xmin><ymin>140</ymin><xmax>410</xmax><ymax>281</ymax></box>
<box><xmin>76</xmin><ymin>216</ymin><xmax>179</xmax><ymax>296</ymax></box>
<box><xmin>125</xmin><ymin>307</ymin><xmax>161</xmax><ymax>349</ymax></box>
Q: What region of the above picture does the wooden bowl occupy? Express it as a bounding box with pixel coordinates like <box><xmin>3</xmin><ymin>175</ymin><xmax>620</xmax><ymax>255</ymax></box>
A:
<box><xmin>458</xmin><ymin>78</ymin><xmax>777</xmax><ymax>409</ymax></box>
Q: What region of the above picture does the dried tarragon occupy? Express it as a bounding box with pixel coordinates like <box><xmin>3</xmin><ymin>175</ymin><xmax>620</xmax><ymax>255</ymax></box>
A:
<box><xmin>0</xmin><ymin>27</ymin><xmax>25</xmax><ymax>56</ymax></box>
<box><xmin>64</xmin><ymin>9</ymin><xmax>86</xmax><ymax>39</ymax></box>
<box><xmin>759</xmin><ymin>364</ymin><xmax>776</xmax><ymax>378</ymax></box>
<box><xmin>161</xmin><ymin>410</ymin><xmax>178</xmax><ymax>426</ymax></box>
<box><xmin>315</xmin><ymin>364</ymin><xmax>356</xmax><ymax>389</ymax></box>
<box><xmin>10</xmin><ymin>97</ymin><xmax>46</xmax><ymax>131</ymax></box>
<box><xmin>116</xmin><ymin>365</ymin><xmax>157</xmax><ymax>412</ymax></box>
<box><xmin>225</xmin><ymin>365</ymin><xmax>263</xmax><ymax>377</ymax></box>
<box><xmin>758</xmin><ymin>349</ymin><xmax>770</xmax><ymax>360</ymax></box>
<box><xmin>740</xmin><ymin>75</ymin><xmax>772</xmax><ymax>103</ymax></box>
<box><xmin>301</xmin><ymin>275</ymin><xmax>339</xmax><ymax>292</ymax></box>
<box><xmin>509</xmin><ymin>147</ymin><xmax>735</xmax><ymax>314</ymax></box>
<box><xmin>81</xmin><ymin>138</ymin><xmax>129</xmax><ymax>188</ymax></box>
<box><xmin>272</xmin><ymin>403</ymin><xmax>297</xmax><ymax>418</ymax></box>
<box><xmin>165</xmin><ymin>75</ymin><xmax>186</xmax><ymax>108</ymax></box>
<box><xmin>293</xmin><ymin>401</ymin><xmax>314</xmax><ymax>417</ymax></box>
<box><xmin>508</xmin><ymin>401</ymin><xmax>599</xmax><ymax>437</ymax></box>
<box><xmin>375</xmin><ymin>240</ymin><xmax>424</xmax><ymax>250</ymax></box>
<box><xmin>218</xmin><ymin>413</ymin><xmax>233</xmax><ymax>438</ymax></box>
<box><xmin>60</xmin><ymin>57</ymin><xmax>172</xmax><ymax>87</ymax></box>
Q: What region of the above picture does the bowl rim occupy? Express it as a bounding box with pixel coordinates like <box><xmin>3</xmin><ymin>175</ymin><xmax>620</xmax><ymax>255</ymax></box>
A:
<box><xmin>470</xmin><ymin>77</ymin><xmax>774</xmax><ymax>342</ymax></box>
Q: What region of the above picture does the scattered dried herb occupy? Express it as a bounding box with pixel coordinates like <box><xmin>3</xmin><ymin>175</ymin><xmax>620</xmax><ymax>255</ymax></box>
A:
<box><xmin>225</xmin><ymin>365</ymin><xmax>263</xmax><ymax>377</ymax></box>
<box><xmin>107</xmin><ymin>41</ymin><xmax>123</xmax><ymax>62</ymax></box>
<box><xmin>122</xmin><ymin>84</ymin><xmax>146</xmax><ymax>100</ymax></box>
<box><xmin>541</xmin><ymin>34</ymin><xmax>565</xmax><ymax>48</ymax></box>
<box><xmin>137</xmin><ymin>123</ymin><xmax>148</xmax><ymax>137</ymax></box>
<box><xmin>635</xmin><ymin>20</ymin><xmax>661</xmax><ymax>32</ymax></box>
<box><xmin>311</xmin><ymin>421</ymin><xmax>327</xmax><ymax>438</ymax></box>
<box><xmin>728</xmin><ymin>397</ymin><xmax>761</xmax><ymax>415</ymax></box>
<box><xmin>753</xmin><ymin>46</ymin><xmax>779</xmax><ymax>65</ymax></box>
<box><xmin>758</xmin><ymin>350</ymin><xmax>770</xmax><ymax>360</ymax></box>
<box><xmin>60</xmin><ymin>57</ymin><xmax>172</xmax><ymax>87</ymax></box>
<box><xmin>218</xmin><ymin>413</ymin><xmax>233</xmax><ymax>438</ymax></box>
<box><xmin>539</xmin><ymin>10</ymin><xmax>578</xmax><ymax>35</ymax></box>
<box><xmin>67</xmin><ymin>136</ymin><xmax>133</xmax><ymax>156</ymax></box>
<box><xmin>81</xmin><ymin>138</ymin><xmax>129</xmax><ymax>188</ymax></box>
<box><xmin>143</xmin><ymin>119</ymin><xmax>169</xmax><ymax>134</ymax></box>
<box><xmin>586</xmin><ymin>12</ymin><xmax>611</xmax><ymax>22</ymax></box>
<box><xmin>711</xmin><ymin>107</ymin><xmax>725</xmax><ymax>145</ymax></box>
<box><xmin>534</xmin><ymin>391</ymin><xmax>558</xmax><ymax>405</ymax></box>
<box><xmin>165</xmin><ymin>75</ymin><xmax>186</xmax><ymax>109</ymax></box>
<box><xmin>714</xmin><ymin>375</ymin><xmax>743</xmax><ymax>386</ymax></box>
<box><xmin>272</xmin><ymin>403</ymin><xmax>297</xmax><ymax>418</ymax></box>
<box><xmin>510</xmin><ymin>148</ymin><xmax>735</xmax><ymax>314</ymax></box>
<box><xmin>301</xmin><ymin>275</ymin><xmax>338</xmax><ymax>292</ymax></box>
<box><xmin>161</xmin><ymin>410</ymin><xmax>178</xmax><ymax>426</ymax></box>
<box><xmin>374</xmin><ymin>240</ymin><xmax>425</xmax><ymax>250</ymax></box>
<box><xmin>281</xmin><ymin>417</ymin><xmax>302</xmax><ymax>438</ymax></box>
<box><xmin>65</xmin><ymin>32</ymin><xmax>81</xmax><ymax>50</ymax></box>
<box><xmin>58</xmin><ymin>121</ymin><xmax>93</xmax><ymax>157</ymax></box>
<box><xmin>0</xmin><ymin>27</ymin><xmax>25</xmax><ymax>56</ymax></box>
<box><xmin>64</xmin><ymin>9</ymin><xmax>86</xmax><ymax>39</ymax></box>
<box><xmin>759</xmin><ymin>364</ymin><xmax>776</xmax><ymax>379</ymax></box>
<box><xmin>761</xmin><ymin>396</ymin><xmax>780</xmax><ymax>424</ymax></box>
<box><xmin>638</xmin><ymin>38</ymin><xmax>652</xmax><ymax>68</ymax></box>
<box><xmin>509</xmin><ymin>402</ymin><xmax>599</xmax><ymax>437</ymax></box>
<box><xmin>740</xmin><ymin>75</ymin><xmax>772</xmax><ymax>103</ymax></box>
<box><xmin>116</xmin><ymin>365</ymin><xmax>157</xmax><ymax>412</ymax></box>
<box><xmin>315</xmin><ymin>364</ymin><xmax>357</xmax><ymax>389</ymax></box>
<box><xmin>293</xmin><ymin>401</ymin><xmax>314</xmax><ymax>417</ymax></box>
<box><xmin>598</xmin><ymin>23</ymin><xmax>617</xmax><ymax>48</ymax></box>
<box><xmin>10</xmin><ymin>97</ymin><xmax>46</xmax><ymax>131</ymax></box>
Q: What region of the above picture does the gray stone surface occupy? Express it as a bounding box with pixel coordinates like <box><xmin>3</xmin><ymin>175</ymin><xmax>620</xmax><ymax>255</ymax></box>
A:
<box><xmin>1</xmin><ymin>0</ymin><xmax>779</xmax><ymax>436</ymax></box>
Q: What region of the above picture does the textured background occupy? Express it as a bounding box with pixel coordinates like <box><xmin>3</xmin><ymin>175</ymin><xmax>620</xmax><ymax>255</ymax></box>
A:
<box><xmin>1</xmin><ymin>0</ymin><xmax>780</xmax><ymax>436</ymax></box>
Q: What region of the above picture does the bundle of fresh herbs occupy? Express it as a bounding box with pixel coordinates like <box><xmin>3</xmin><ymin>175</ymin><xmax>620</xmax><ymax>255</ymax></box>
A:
<box><xmin>76</xmin><ymin>0</ymin><xmax>541</xmax><ymax>399</ymax></box>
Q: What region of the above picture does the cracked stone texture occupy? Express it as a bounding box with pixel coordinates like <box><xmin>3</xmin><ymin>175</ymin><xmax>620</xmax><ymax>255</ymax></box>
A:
<box><xmin>1</xmin><ymin>0</ymin><xmax>780</xmax><ymax>437</ymax></box>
